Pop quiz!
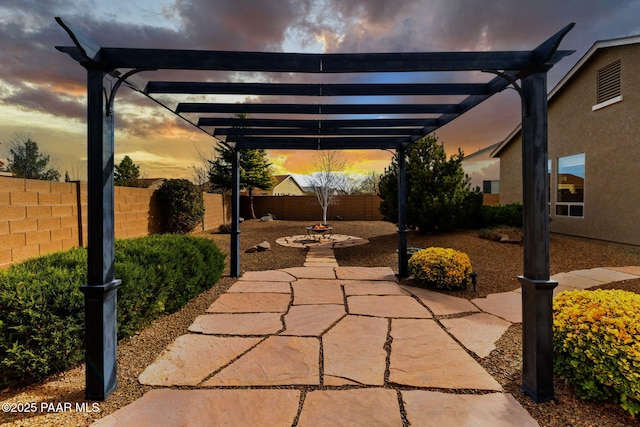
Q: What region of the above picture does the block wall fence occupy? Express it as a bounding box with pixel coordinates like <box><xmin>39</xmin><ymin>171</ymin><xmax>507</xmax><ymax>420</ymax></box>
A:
<box><xmin>0</xmin><ymin>177</ymin><xmax>229</xmax><ymax>269</ymax></box>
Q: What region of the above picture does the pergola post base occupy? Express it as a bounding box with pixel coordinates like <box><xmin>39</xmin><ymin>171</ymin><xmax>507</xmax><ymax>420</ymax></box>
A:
<box><xmin>79</xmin><ymin>280</ymin><xmax>121</xmax><ymax>400</ymax></box>
<box><xmin>518</xmin><ymin>276</ymin><xmax>558</xmax><ymax>403</ymax></box>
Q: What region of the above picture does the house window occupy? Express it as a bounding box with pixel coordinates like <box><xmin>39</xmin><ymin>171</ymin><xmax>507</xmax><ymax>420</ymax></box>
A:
<box><xmin>482</xmin><ymin>180</ymin><xmax>500</xmax><ymax>194</ymax></box>
<box><xmin>593</xmin><ymin>59</ymin><xmax>622</xmax><ymax>110</ymax></box>
<box><xmin>556</xmin><ymin>153</ymin><xmax>585</xmax><ymax>218</ymax></box>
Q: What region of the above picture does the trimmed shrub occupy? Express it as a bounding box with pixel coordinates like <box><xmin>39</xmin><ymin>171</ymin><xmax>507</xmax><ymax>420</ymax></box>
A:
<box><xmin>553</xmin><ymin>290</ymin><xmax>640</xmax><ymax>416</ymax></box>
<box><xmin>156</xmin><ymin>179</ymin><xmax>205</xmax><ymax>234</ymax></box>
<box><xmin>0</xmin><ymin>235</ymin><xmax>225</xmax><ymax>388</ymax></box>
<box><xmin>480</xmin><ymin>203</ymin><xmax>523</xmax><ymax>228</ymax></box>
<box><xmin>408</xmin><ymin>247</ymin><xmax>472</xmax><ymax>290</ymax></box>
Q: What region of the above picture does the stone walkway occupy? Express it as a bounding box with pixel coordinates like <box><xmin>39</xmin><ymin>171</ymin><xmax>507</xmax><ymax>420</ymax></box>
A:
<box><xmin>92</xmin><ymin>244</ymin><xmax>640</xmax><ymax>426</ymax></box>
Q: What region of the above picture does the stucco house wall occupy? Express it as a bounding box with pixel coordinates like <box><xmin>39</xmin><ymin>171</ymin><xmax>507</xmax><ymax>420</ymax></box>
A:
<box><xmin>493</xmin><ymin>37</ymin><xmax>640</xmax><ymax>246</ymax></box>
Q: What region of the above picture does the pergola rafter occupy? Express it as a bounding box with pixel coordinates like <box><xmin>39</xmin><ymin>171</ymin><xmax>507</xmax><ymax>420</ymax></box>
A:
<box><xmin>55</xmin><ymin>16</ymin><xmax>574</xmax><ymax>405</ymax></box>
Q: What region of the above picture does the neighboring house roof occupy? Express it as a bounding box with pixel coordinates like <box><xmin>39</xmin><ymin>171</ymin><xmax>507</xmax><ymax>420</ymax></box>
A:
<box><xmin>273</xmin><ymin>174</ymin><xmax>306</xmax><ymax>193</ymax></box>
<box><xmin>136</xmin><ymin>178</ymin><xmax>166</xmax><ymax>189</ymax></box>
<box><xmin>463</xmin><ymin>143</ymin><xmax>500</xmax><ymax>161</ymax></box>
<box><xmin>491</xmin><ymin>34</ymin><xmax>640</xmax><ymax>158</ymax></box>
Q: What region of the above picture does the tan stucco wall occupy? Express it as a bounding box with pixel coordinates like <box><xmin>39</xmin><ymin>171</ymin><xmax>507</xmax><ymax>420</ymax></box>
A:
<box><xmin>498</xmin><ymin>43</ymin><xmax>640</xmax><ymax>245</ymax></box>
<box><xmin>272</xmin><ymin>178</ymin><xmax>305</xmax><ymax>196</ymax></box>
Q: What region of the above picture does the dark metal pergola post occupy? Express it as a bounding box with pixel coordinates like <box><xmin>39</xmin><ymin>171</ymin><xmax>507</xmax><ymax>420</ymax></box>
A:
<box><xmin>79</xmin><ymin>67</ymin><xmax>121</xmax><ymax>400</ymax></box>
<box><xmin>397</xmin><ymin>146</ymin><xmax>408</xmax><ymax>277</ymax></box>
<box><xmin>518</xmin><ymin>71</ymin><xmax>558</xmax><ymax>403</ymax></box>
<box><xmin>230</xmin><ymin>148</ymin><xmax>241</xmax><ymax>277</ymax></box>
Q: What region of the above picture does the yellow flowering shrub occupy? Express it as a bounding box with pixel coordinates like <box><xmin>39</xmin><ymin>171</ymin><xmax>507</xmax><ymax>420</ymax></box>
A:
<box><xmin>408</xmin><ymin>247</ymin><xmax>472</xmax><ymax>290</ymax></box>
<box><xmin>553</xmin><ymin>289</ymin><xmax>640</xmax><ymax>416</ymax></box>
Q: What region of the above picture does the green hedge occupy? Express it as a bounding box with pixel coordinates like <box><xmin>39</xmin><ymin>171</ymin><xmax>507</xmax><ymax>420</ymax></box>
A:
<box><xmin>0</xmin><ymin>235</ymin><xmax>225</xmax><ymax>388</ymax></box>
<box><xmin>480</xmin><ymin>203</ymin><xmax>523</xmax><ymax>228</ymax></box>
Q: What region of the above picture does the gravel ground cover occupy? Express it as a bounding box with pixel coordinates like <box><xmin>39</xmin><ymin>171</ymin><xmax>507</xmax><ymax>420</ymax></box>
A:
<box><xmin>1</xmin><ymin>220</ymin><xmax>639</xmax><ymax>426</ymax></box>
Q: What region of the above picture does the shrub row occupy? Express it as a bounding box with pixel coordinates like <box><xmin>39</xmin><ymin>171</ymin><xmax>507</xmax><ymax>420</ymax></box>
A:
<box><xmin>0</xmin><ymin>235</ymin><xmax>225</xmax><ymax>388</ymax></box>
<box><xmin>553</xmin><ymin>289</ymin><xmax>640</xmax><ymax>416</ymax></box>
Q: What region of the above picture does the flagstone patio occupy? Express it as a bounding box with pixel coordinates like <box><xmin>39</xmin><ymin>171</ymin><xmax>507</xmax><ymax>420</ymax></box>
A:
<box><xmin>92</xmin><ymin>240</ymin><xmax>640</xmax><ymax>426</ymax></box>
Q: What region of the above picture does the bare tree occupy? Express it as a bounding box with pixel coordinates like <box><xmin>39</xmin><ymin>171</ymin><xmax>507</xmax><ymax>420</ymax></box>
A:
<box><xmin>310</xmin><ymin>150</ymin><xmax>347</xmax><ymax>224</ymax></box>
<box><xmin>191</xmin><ymin>143</ymin><xmax>216</xmax><ymax>187</ymax></box>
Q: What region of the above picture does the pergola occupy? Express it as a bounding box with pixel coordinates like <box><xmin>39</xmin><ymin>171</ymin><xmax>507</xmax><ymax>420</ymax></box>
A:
<box><xmin>55</xmin><ymin>17</ymin><xmax>573</xmax><ymax>403</ymax></box>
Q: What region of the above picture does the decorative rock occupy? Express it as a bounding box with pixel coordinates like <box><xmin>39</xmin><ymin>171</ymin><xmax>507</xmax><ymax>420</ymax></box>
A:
<box><xmin>261</xmin><ymin>215</ymin><xmax>273</xmax><ymax>221</ymax></box>
<box><xmin>204</xmin><ymin>336</ymin><xmax>320</xmax><ymax>386</ymax></box>
<box><xmin>257</xmin><ymin>241</ymin><xmax>271</xmax><ymax>251</ymax></box>
<box><xmin>245</xmin><ymin>246</ymin><xmax>257</xmax><ymax>253</ymax></box>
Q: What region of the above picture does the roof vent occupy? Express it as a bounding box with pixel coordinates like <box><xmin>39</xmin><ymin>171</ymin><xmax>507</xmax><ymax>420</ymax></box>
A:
<box><xmin>597</xmin><ymin>59</ymin><xmax>621</xmax><ymax>104</ymax></box>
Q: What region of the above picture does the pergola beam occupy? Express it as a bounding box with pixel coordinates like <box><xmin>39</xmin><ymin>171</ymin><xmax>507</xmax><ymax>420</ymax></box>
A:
<box><xmin>55</xmin><ymin>15</ymin><xmax>574</xmax><ymax>404</ymax></box>
<box><xmin>177</xmin><ymin>102</ymin><xmax>459</xmax><ymax>115</ymax></box>
<box><xmin>57</xmin><ymin>46</ymin><xmax>573</xmax><ymax>73</ymax></box>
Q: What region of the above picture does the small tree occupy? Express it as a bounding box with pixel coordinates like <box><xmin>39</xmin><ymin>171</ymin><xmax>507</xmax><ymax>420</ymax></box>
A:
<box><xmin>310</xmin><ymin>150</ymin><xmax>347</xmax><ymax>224</ymax></box>
<box><xmin>114</xmin><ymin>155</ymin><xmax>141</xmax><ymax>187</ymax></box>
<box><xmin>208</xmin><ymin>146</ymin><xmax>274</xmax><ymax>219</ymax></box>
<box><xmin>156</xmin><ymin>179</ymin><xmax>205</xmax><ymax>234</ymax></box>
<box><xmin>6</xmin><ymin>133</ymin><xmax>60</xmax><ymax>181</ymax></box>
<box><xmin>378</xmin><ymin>134</ymin><xmax>481</xmax><ymax>232</ymax></box>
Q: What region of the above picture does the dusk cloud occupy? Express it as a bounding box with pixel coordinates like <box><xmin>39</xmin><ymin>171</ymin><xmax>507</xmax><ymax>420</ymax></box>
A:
<box><xmin>1</xmin><ymin>0</ymin><xmax>639</xmax><ymax>179</ymax></box>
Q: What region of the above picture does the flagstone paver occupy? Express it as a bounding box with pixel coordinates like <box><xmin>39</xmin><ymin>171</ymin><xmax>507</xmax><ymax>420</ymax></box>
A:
<box><xmin>281</xmin><ymin>304</ymin><xmax>345</xmax><ymax>336</ymax></box>
<box><xmin>226</xmin><ymin>280</ymin><xmax>291</xmax><ymax>293</ymax></box>
<box><xmin>138</xmin><ymin>335</ymin><xmax>261</xmax><ymax>386</ymax></box>
<box><xmin>608</xmin><ymin>266</ymin><xmax>640</xmax><ymax>276</ymax></box>
<box><xmin>567</xmin><ymin>267</ymin><xmax>639</xmax><ymax>283</ymax></box>
<box><xmin>402</xmin><ymin>391</ymin><xmax>539</xmax><ymax>427</ymax></box>
<box><xmin>440</xmin><ymin>313</ymin><xmax>513</xmax><ymax>358</ymax></box>
<box><xmin>297</xmin><ymin>388</ymin><xmax>402</xmax><ymax>427</ymax></box>
<box><xmin>335</xmin><ymin>266</ymin><xmax>396</xmax><ymax>281</ymax></box>
<box><xmin>550</xmin><ymin>272</ymin><xmax>607</xmax><ymax>289</ymax></box>
<box><xmin>188</xmin><ymin>313</ymin><xmax>283</xmax><ymax>335</ymax></box>
<box><xmin>402</xmin><ymin>285</ymin><xmax>480</xmax><ymax>316</ymax></box>
<box><xmin>343</xmin><ymin>280</ymin><xmax>409</xmax><ymax>295</ymax></box>
<box><xmin>283</xmin><ymin>266</ymin><xmax>337</xmax><ymax>279</ymax></box>
<box><xmin>347</xmin><ymin>295</ymin><xmax>432</xmax><ymax>318</ymax></box>
<box><xmin>389</xmin><ymin>319</ymin><xmax>501</xmax><ymax>390</ymax></box>
<box><xmin>238</xmin><ymin>270</ymin><xmax>296</xmax><ymax>282</ymax></box>
<box><xmin>91</xmin><ymin>389</ymin><xmax>300</xmax><ymax>427</ymax></box>
<box><xmin>471</xmin><ymin>291</ymin><xmax>522</xmax><ymax>323</ymax></box>
<box><xmin>206</xmin><ymin>292</ymin><xmax>291</xmax><ymax>313</ymax></box>
<box><xmin>291</xmin><ymin>279</ymin><xmax>344</xmax><ymax>305</ymax></box>
<box><xmin>204</xmin><ymin>336</ymin><xmax>320</xmax><ymax>386</ymax></box>
<box><xmin>323</xmin><ymin>315</ymin><xmax>388</xmax><ymax>385</ymax></box>
<box><xmin>117</xmin><ymin>244</ymin><xmax>637</xmax><ymax>426</ymax></box>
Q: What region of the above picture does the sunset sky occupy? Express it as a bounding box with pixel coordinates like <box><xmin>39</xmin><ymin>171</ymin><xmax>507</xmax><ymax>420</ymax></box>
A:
<box><xmin>1</xmin><ymin>1</ymin><xmax>639</xmax><ymax>181</ymax></box>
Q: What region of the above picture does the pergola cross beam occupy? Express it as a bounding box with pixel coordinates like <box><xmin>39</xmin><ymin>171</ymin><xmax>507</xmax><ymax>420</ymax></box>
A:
<box><xmin>55</xmin><ymin>16</ymin><xmax>574</xmax><ymax>404</ymax></box>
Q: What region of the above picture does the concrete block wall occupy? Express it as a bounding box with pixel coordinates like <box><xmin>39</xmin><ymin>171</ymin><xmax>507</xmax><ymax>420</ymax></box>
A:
<box><xmin>0</xmin><ymin>177</ymin><xmax>228</xmax><ymax>269</ymax></box>
<box><xmin>0</xmin><ymin>177</ymin><xmax>83</xmax><ymax>268</ymax></box>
